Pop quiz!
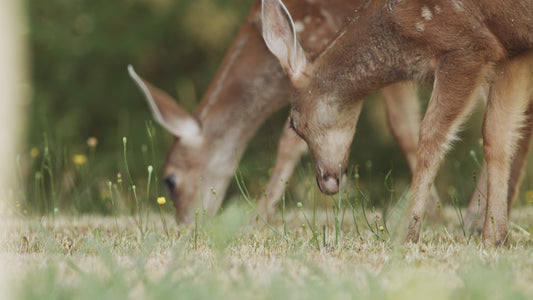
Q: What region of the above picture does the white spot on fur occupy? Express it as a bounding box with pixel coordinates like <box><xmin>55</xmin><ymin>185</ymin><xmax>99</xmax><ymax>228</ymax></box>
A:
<box><xmin>294</xmin><ymin>21</ymin><xmax>304</xmax><ymax>33</ymax></box>
<box><xmin>421</xmin><ymin>6</ymin><xmax>432</xmax><ymax>20</ymax></box>
<box><xmin>434</xmin><ymin>5</ymin><xmax>441</xmax><ymax>14</ymax></box>
<box><xmin>450</xmin><ymin>0</ymin><xmax>464</xmax><ymax>12</ymax></box>
<box><xmin>415</xmin><ymin>22</ymin><xmax>425</xmax><ymax>32</ymax></box>
<box><xmin>303</xmin><ymin>15</ymin><xmax>312</xmax><ymax>24</ymax></box>
<box><xmin>319</xmin><ymin>8</ymin><xmax>339</xmax><ymax>32</ymax></box>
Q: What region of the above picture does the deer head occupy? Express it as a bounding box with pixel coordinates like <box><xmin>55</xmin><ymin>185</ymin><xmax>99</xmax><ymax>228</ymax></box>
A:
<box><xmin>128</xmin><ymin>0</ymin><xmax>365</xmax><ymax>221</ymax></box>
<box><xmin>128</xmin><ymin>66</ymin><xmax>211</xmax><ymax>223</ymax></box>
<box><xmin>262</xmin><ymin>0</ymin><xmax>364</xmax><ymax>194</ymax></box>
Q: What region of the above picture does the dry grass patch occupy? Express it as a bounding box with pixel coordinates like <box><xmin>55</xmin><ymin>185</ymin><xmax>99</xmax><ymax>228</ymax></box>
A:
<box><xmin>2</xmin><ymin>205</ymin><xmax>533</xmax><ymax>299</ymax></box>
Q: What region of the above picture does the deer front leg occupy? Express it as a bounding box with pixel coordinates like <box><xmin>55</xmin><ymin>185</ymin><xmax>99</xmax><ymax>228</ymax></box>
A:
<box><xmin>482</xmin><ymin>52</ymin><xmax>533</xmax><ymax>246</ymax></box>
<box><xmin>407</xmin><ymin>61</ymin><xmax>483</xmax><ymax>243</ymax></box>
<box><xmin>382</xmin><ymin>82</ymin><xmax>440</xmax><ymax>221</ymax></box>
<box><xmin>255</xmin><ymin>118</ymin><xmax>308</xmax><ymax>224</ymax></box>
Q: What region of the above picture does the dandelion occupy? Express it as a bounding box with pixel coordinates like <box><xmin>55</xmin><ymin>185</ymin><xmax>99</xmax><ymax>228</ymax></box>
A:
<box><xmin>73</xmin><ymin>154</ymin><xmax>87</xmax><ymax>166</ymax></box>
<box><xmin>157</xmin><ymin>196</ymin><xmax>166</xmax><ymax>206</ymax></box>
<box><xmin>87</xmin><ymin>137</ymin><xmax>98</xmax><ymax>148</ymax></box>
<box><xmin>30</xmin><ymin>147</ymin><xmax>39</xmax><ymax>158</ymax></box>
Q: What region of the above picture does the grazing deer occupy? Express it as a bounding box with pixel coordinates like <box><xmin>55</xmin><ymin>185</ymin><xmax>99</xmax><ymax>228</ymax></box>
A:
<box><xmin>262</xmin><ymin>0</ymin><xmax>533</xmax><ymax>245</ymax></box>
<box><xmin>128</xmin><ymin>0</ymin><xmax>438</xmax><ymax>224</ymax></box>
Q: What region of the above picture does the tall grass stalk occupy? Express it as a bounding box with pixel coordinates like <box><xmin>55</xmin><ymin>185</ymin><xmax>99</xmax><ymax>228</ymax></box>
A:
<box><xmin>146</xmin><ymin>121</ymin><xmax>159</xmax><ymax>197</ymax></box>
<box><xmin>34</xmin><ymin>171</ymin><xmax>45</xmax><ymax>215</ymax></box>
<box><xmin>451</xmin><ymin>191</ymin><xmax>466</xmax><ymax>237</ymax></box>
<box><xmin>359</xmin><ymin>190</ymin><xmax>382</xmax><ymax>241</ymax></box>
<box><xmin>132</xmin><ymin>185</ymin><xmax>145</xmax><ymax>240</ymax></box>
<box><xmin>146</xmin><ymin>165</ymin><xmax>153</xmax><ymax>226</ymax></box>
<box><xmin>297</xmin><ymin>202</ymin><xmax>320</xmax><ymax>250</ymax></box>
<box><xmin>41</xmin><ymin>134</ymin><xmax>56</xmax><ymax>219</ymax></box>
<box><xmin>469</xmin><ymin>171</ymin><xmax>484</xmax><ymax>234</ymax></box>
<box><xmin>123</xmin><ymin>136</ymin><xmax>145</xmax><ymax>238</ymax></box>
<box><xmin>382</xmin><ymin>170</ymin><xmax>395</xmax><ymax>236</ymax></box>
<box><xmin>211</xmin><ymin>187</ymin><xmax>223</xmax><ymax>213</ymax></box>
<box><xmin>437</xmin><ymin>201</ymin><xmax>456</xmax><ymax>244</ymax></box>
<box><xmin>194</xmin><ymin>209</ymin><xmax>199</xmax><ymax>250</ymax></box>
<box><xmin>157</xmin><ymin>197</ymin><xmax>170</xmax><ymax>239</ymax></box>
<box><xmin>122</xmin><ymin>137</ymin><xmax>134</xmax><ymax>186</ymax></box>
<box><xmin>107</xmin><ymin>181</ymin><xmax>120</xmax><ymax>235</ymax></box>
<box><xmin>348</xmin><ymin>166</ymin><xmax>362</xmax><ymax>240</ymax></box>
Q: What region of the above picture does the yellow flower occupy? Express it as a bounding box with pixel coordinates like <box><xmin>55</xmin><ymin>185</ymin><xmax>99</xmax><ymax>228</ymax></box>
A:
<box><xmin>525</xmin><ymin>190</ymin><xmax>533</xmax><ymax>203</ymax></box>
<box><xmin>379</xmin><ymin>225</ymin><xmax>385</xmax><ymax>232</ymax></box>
<box><xmin>30</xmin><ymin>147</ymin><xmax>39</xmax><ymax>158</ymax></box>
<box><xmin>99</xmin><ymin>188</ymin><xmax>110</xmax><ymax>199</ymax></box>
<box><xmin>73</xmin><ymin>154</ymin><xmax>87</xmax><ymax>166</ymax></box>
<box><xmin>157</xmin><ymin>196</ymin><xmax>166</xmax><ymax>206</ymax></box>
<box><xmin>87</xmin><ymin>137</ymin><xmax>98</xmax><ymax>148</ymax></box>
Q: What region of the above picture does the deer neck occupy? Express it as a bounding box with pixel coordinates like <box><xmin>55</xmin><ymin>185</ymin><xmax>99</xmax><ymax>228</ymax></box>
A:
<box><xmin>313</xmin><ymin>1</ymin><xmax>433</xmax><ymax>100</ymax></box>
<box><xmin>195</xmin><ymin>22</ymin><xmax>291</xmax><ymax>176</ymax></box>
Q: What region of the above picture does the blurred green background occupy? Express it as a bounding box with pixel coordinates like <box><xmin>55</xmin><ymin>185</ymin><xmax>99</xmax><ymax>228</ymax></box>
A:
<box><xmin>22</xmin><ymin>0</ymin><xmax>533</xmax><ymax>215</ymax></box>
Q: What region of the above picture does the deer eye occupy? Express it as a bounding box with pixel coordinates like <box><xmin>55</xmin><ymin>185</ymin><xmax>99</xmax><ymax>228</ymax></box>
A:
<box><xmin>164</xmin><ymin>175</ymin><xmax>176</xmax><ymax>192</ymax></box>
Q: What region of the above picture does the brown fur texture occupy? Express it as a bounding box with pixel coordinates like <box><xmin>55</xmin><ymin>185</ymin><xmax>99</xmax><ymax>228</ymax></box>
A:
<box><xmin>133</xmin><ymin>0</ymin><xmax>438</xmax><ymax>224</ymax></box>
<box><xmin>262</xmin><ymin>0</ymin><xmax>533</xmax><ymax>245</ymax></box>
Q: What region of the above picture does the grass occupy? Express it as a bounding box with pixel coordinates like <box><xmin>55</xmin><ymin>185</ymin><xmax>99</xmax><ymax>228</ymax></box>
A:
<box><xmin>4</xmin><ymin>133</ymin><xmax>533</xmax><ymax>299</ymax></box>
<box><xmin>2</xmin><ymin>204</ymin><xmax>533</xmax><ymax>300</ymax></box>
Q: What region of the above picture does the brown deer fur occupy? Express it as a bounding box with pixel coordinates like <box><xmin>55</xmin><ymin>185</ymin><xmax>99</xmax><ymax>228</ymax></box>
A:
<box><xmin>262</xmin><ymin>0</ymin><xmax>533</xmax><ymax>245</ymax></box>
<box><xmin>131</xmin><ymin>0</ymin><xmax>438</xmax><ymax>223</ymax></box>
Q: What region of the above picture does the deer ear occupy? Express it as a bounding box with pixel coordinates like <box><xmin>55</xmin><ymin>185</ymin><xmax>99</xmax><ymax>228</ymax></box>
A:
<box><xmin>262</xmin><ymin>0</ymin><xmax>308</xmax><ymax>82</ymax></box>
<box><xmin>128</xmin><ymin>65</ymin><xmax>203</xmax><ymax>145</ymax></box>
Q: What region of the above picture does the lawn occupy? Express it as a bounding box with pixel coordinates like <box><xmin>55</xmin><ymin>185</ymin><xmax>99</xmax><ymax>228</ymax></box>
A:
<box><xmin>3</xmin><ymin>203</ymin><xmax>533</xmax><ymax>300</ymax></box>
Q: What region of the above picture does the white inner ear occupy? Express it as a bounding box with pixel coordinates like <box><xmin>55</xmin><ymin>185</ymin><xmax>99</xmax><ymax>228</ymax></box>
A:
<box><xmin>128</xmin><ymin>65</ymin><xmax>166</xmax><ymax>127</ymax></box>
<box><xmin>262</xmin><ymin>0</ymin><xmax>306</xmax><ymax>76</ymax></box>
<box><xmin>128</xmin><ymin>65</ymin><xmax>203</xmax><ymax>146</ymax></box>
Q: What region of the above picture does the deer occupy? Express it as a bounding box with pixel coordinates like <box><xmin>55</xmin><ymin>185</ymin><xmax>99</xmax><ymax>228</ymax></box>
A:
<box><xmin>261</xmin><ymin>0</ymin><xmax>533</xmax><ymax>245</ymax></box>
<box><xmin>129</xmin><ymin>0</ymin><xmax>526</xmax><ymax>231</ymax></box>
<box><xmin>128</xmin><ymin>0</ymin><xmax>445</xmax><ymax>224</ymax></box>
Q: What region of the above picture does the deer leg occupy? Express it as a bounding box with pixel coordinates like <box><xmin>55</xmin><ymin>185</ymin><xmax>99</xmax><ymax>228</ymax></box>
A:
<box><xmin>482</xmin><ymin>52</ymin><xmax>533</xmax><ymax>246</ymax></box>
<box><xmin>407</xmin><ymin>59</ymin><xmax>484</xmax><ymax>243</ymax></box>
<box><xmin>505</xmin><ymin>100</ymin><xmax>533</xmax><ymax>214</ymax></box>
<box><xmin>465</xmin><ymin>100</ymin><xmax>533</xmax><ymax>234</ymax></box>
<box><xmin>255</xmin><ymin>118</ymin><xmax>308</xmax><ymax>224</ymax></box>
<box><xmin>382</xmin><ymin>82</ymin><xmax>440</xmax><ymax>221</ymax></box>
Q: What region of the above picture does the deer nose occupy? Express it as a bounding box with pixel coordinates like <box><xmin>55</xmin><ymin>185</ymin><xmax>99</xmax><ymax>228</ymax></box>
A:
<box><xmin>321</xmin><ymin>174</ymin><xmax>339</xmax><ymax>194</ymax></box>
<box><xmin>316</xmin><ymin>172</ymin><xmax>347</xmax><ymax>195</ymax></box>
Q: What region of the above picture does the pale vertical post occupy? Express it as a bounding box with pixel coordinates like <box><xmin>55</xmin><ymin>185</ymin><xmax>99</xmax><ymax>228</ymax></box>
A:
<box><xmin>0</xmin><ymin>0</ymin><xmax>28</xmax><ymax>298</ymax></box>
